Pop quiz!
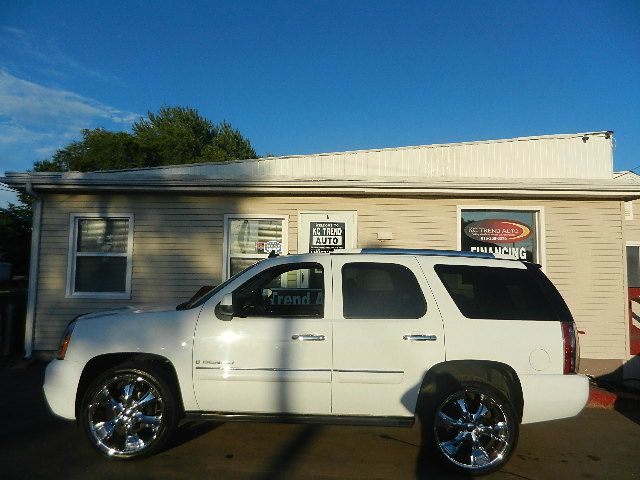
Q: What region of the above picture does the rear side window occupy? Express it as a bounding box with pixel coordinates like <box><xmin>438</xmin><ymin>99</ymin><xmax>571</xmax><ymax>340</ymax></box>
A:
<box><xmin>342</xmin><ymin>263</ymin><xmax>426</xmax><ymax>318</ymax></box>
<box><xmin>434</xmin><ymin>264</ymin><xmax>564</xmax><ymax>321</ymax></box>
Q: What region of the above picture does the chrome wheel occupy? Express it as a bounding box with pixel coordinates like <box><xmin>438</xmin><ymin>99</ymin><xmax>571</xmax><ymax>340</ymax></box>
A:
<box><xmin>434</xmin><ymin>387</ymin><xmax>512</xmax><ymax>472</ymax></box>
<box><xmin>86</xmin><ymin>373</ymin><xmax>165</xmax><ymax>456</ymax></box>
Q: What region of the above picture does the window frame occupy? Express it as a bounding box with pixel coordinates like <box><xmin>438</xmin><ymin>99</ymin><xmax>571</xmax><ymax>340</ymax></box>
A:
<box><xmin>626</xmin><ymin>241</ymin><xmax>640</xmax><ymax>288</ymax></box>
<box><xmin>434</xmin><ymin>263</ymin><xmax>564</xmax><ymax>321</ymax></box>
<box><xmin>340</xmin><ymin>262</ymin><xmax>427</xmax><ymax>319</ymax></box>
<box><xmin>456</xmin><ymin>205</ymin><xmax>546</xmax><ymax>270</ymax></box>
<box><xmin>232</xmin><ymin>262</ymin><xmax>325</xmax><ymax>319</ymax></box>
<box><xmin>222</xmin><ymin>214</ymin><xmax>289</xmax><ymax>280</ymax></box>
<box><xmin>66</xmin><ymin>213</ymin><xmax>134</xmax><ymax>299</ymax></box>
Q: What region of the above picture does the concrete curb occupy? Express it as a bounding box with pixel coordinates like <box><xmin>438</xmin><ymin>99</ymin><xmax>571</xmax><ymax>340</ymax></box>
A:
<box><xmin>588</xmin><ymin>385</ymin><xmax>640</xmax><ymax>410</ymax></box>
<box><xmin>587</xmin><ymin>386</ymin><xmax>618</xmax><ymax>409</ymax></box>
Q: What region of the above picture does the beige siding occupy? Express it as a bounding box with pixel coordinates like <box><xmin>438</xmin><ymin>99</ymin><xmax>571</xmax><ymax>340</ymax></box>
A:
<box><xmin>544</xmin><ymin>200</ymin><xmax>626</xmax><ymax>359</ymax></box>
<box><xmin>35</xmin><ymin>193</ymin><xmax>627</xmax><ymax>361</ymax></box>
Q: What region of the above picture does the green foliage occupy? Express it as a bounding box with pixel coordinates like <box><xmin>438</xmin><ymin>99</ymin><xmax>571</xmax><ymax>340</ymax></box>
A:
<box><xmin>133</xmin><ymin>106</ymin><xmax>214</xmax><ymax>165</ymax></box>
<box><xmin>200</xmin><ymin>122</ymin><xmax>257</xmax><ymax>162</ymax></box>
<box><xmin>34</xmin><ymin>129</ymin><xmax>145</xmax><ymax>173</ymax></box>
<box><xmin>133</xmin><ymin>107</ymin><xmax>256</xmax><ymax>165</ymax></box>
<box><xmin>33</xmin><ymin>106</ymin><xmax>256</xmax><ymax>173</ymax></box>
<box><xmin>0</xmin><ymin>202</ymin><xmax>32</xmax><ymax>276</ymax></box>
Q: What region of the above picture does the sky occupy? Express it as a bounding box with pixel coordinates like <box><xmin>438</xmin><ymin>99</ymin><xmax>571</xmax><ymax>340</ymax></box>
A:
<box><xmin>1</xmin><ymin>0</ymin><xmax>639</xmax><ymax>205</ymax></box>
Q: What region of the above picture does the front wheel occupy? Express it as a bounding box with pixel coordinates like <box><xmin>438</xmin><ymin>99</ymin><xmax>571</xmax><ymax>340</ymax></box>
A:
<box><xmin>80</xmin><ymin>363</ymin><xmax>179</xmax><ymax>459</ymax></box>
<box><xmin>426</xmin><ymin>382</ymin><xmax>518</xmax><ymax>475</ymax></box>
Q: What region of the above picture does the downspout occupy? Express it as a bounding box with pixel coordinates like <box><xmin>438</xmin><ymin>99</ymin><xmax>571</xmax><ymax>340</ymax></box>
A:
<box><xmin>24</xmin><ymin>183</ymin><xmax>42</xmax><ymax>359</ymax></box>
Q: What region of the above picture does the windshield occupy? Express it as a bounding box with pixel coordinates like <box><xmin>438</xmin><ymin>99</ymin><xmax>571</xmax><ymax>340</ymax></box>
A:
<box><xmin>176</xmin><ymin>261</ymin><xmax>263</xmax><ymax>310</ymax></box>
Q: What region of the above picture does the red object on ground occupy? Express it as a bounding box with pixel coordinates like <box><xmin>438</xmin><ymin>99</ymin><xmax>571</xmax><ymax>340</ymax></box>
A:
<box><xmin>587</xmin><ymin>386</ymin><xmax>618</xmax><ymax>409</ymax></box>
<box><xmin>628</xmin><ymin>288</ymin><xmax>640</xmax><ymax>355</ymax></box>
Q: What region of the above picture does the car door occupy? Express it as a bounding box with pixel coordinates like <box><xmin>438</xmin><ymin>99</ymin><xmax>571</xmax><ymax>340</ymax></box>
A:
<box><xmin>331</xmin><ymin>254</ymin><xmax>446</xmax><ymax>417</ymax></box>
<box><xmin>192</xmin><ymin>256</ymin><xmax>332</xmax><ymax>414</ymax></box>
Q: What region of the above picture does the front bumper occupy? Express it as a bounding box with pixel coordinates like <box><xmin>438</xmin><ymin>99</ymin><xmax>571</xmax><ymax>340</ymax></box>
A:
<box><xmin>520</xmin><ymin>373</ymin><xmax>589</xmax><ymax>424</ymax></box>
<box><xmin>43</xmin><ymin>359</ymin><xmax>85</xmax><ymax>420</ymax></box>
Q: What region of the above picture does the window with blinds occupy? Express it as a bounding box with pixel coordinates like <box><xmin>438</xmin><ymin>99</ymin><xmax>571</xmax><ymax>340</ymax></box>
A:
<box><xmin>224</xmin><ymin>216</ymin><xmax>287</xmax><ymax>279</ymax></box>
<box><xmin>67</xmin><ymin>214</ymin><xmax>133</xmax><ymax>298</ymax></box>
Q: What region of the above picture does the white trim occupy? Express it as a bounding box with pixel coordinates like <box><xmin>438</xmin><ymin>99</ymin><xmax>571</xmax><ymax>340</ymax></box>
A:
<box><xmin>625</xmin><ymin>201</ymin><xmax>634</xmax><ymax>221</ymax></box>
<box><xmin>456</xmin><ymin>205</ymin><xmax>546</xmax><ymax>271</ymax></box>
<box><xmin>24</xmin><ymin>194</ymin><xmax>42</xmax><ymax>358</ymax></box>
<box><xmin>222</xmin><ymin>214</ymin><xmax>289</xmax><ymax>280</ymax></box>
<box><xmin>6</xmin><ymin>181</ymin><xmax>640</xmax><ymax>199</ymax></box>
<box><xmin>66</xmin><ymin>213</ymin><xmax>134</xmax><ymax>299</ymax></box>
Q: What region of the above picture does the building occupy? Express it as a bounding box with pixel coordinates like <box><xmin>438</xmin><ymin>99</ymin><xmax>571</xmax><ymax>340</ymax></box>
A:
<box><xmin>3</xmin><ymin>131</ymin><xmax>639</xmax><ymax>385</ymax></box>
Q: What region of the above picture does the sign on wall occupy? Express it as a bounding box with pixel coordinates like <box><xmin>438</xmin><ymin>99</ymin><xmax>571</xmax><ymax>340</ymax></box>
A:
<box><xmin>460</xmin><ymin>210</ymin><xmax>538</xmax><ymax>262</ymax></box>
<box><xmin>309</xmin><ymin>222</ymin><xmax>346</xmax><ymax>253</ymax></box>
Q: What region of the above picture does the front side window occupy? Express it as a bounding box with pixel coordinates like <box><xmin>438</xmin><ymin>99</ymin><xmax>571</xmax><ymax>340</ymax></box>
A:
<box><xmin>460</xmin><ymin>209</ymin><xmax>539</xmax><ymax>263</ymax></box>
<box><xmin>68</xmin><ymin>215</ymin><xmax>133</xmax><ymax>298</ymax></box>
<box><xmin>225</xmin><ymin>216</ymin><xmax>287</xmax><ymax>279</ymax></box>
<box><xmin>342</xmin><ymin>263</ymin><xmax>426</xmax><ymax>319</ymax></box>
<box><xmin>233</xmin><ymin>263</ymin><xmax>324</xmax><ymax>318</ymax></box>
<box><xmin>435</xmin><ymin>264</ymin><xmax>561</xmax><ymax>320</ymax></box>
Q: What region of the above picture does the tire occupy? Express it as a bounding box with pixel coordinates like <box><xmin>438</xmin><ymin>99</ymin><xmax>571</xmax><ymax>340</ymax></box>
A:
<box><xmin>80</xmin><ymin>362</ymin><xmax>179</xmax><ymax>459</ymax></box>
<box><xmin>423</xmin><ymin>381</ymin><xmax>519</xmax><ymax>476</ymax></box>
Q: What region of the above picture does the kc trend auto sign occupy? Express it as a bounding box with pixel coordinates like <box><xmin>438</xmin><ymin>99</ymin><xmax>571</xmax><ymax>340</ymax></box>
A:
<box><xmin>461</xmin><ymin>210</ymin><xmax>538</xmax><ymax>262</ymax></box>
<box><xmin>310</xmin><ymin>222</ymin><xmax>345</xmax><ymax>253</ymax></box>
<box><xmin>464</xmin><ymin>219</ymin><xmax>532</xmax><ymax>244</ymax></box>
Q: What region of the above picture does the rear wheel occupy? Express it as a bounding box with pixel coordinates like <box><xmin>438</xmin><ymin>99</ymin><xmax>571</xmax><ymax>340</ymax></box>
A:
<box><xmin>426</xmin><ymin>382</ymin><xmax>518</xmax><ymax>475</ymax></box>
<box><xmin>80</xmin><ymin>363</ymin><xmax>178</xmax><ymax>459</ymax></box>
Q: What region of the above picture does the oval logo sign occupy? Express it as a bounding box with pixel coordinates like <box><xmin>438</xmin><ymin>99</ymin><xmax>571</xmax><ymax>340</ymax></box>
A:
<box><xmin>464</xmin><ymin>219</ymin><xmax>532</xmax><ymax>244</ymax></box>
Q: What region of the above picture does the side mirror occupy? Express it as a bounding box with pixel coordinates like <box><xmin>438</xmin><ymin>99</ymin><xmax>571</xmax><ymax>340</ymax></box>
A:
<box><xmin>215</xmin><ymin>293</ymin><xmax>234</xmax><ymax>321</ymax></box>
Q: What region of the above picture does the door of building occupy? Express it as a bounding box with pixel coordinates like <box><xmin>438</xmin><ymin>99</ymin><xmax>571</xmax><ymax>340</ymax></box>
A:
<box><xmin>626</xmin><ymin>245</ymin><xmax>640</xmax><ymax>356</ymax></box>
<box><xmin>298</xmin><ymin>211</ymin><xmax>357</xmax><ymax>287</ymax></box>
<box><xmin>298</xmin><ymin>211</ymin><xmax>357</xmax><ymax>255</ymax></box>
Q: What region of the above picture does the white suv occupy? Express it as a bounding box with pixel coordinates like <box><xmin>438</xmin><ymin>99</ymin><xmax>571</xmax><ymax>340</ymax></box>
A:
<box><xmin>44</xmin><ymin>249</ymin><xmax>588</xmax><ymax>475</ymax></box>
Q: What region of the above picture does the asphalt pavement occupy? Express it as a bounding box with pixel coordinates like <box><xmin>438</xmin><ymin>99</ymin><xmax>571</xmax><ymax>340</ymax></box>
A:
<box><xmin>0</xmin><ymin>362</ymin><xmax>637</xmax><ymax>480</ymax></box>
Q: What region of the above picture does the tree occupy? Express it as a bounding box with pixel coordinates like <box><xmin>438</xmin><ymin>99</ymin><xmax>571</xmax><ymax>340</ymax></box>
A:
<box><xmin>33</xmin><ymin>106</ymin><xmax>256</xmax><ymax>173</ymax></box>
<box><xmin>34</xmin><ymin>129</ymin><xmax>145</xmax><ymax>173</ymax></box>
<box><xmin>0</xmin><ymin>202</ymin><xmax>32</xmax><ymax>277</ymax></box>
<box><xmin>133</xmin><ymin>106</ymin><xmax>256</xmax><ymax>166</ymax></box>
<box><xmin>200</xmin><ymin>122</ymin><xmax>258</xmax><ymax>162</ymax></box>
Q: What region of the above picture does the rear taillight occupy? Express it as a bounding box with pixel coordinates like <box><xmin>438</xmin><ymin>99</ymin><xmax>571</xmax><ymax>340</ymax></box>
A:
<box><xmin>561</xmin><ymin>321</ymin><xmax>579</xmax><ymax>374</ymax></box>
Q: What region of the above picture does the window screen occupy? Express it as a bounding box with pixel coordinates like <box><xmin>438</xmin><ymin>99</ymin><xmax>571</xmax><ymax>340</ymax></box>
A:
<box><xmin>434</xmin><ymin>264</ymin><xmax>562</xmax><ymax>320</ymax></box>
<box><xmin>342</xmin><ymin>263</ymin><xmax>426</xmax><ymax>319</ymax></box>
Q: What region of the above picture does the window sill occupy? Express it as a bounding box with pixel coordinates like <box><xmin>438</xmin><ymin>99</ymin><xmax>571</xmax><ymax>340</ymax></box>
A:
<box><xmin>66</xmin><ymin>292</ymin><xmax>131</xmax><ymax>300</ymax></box>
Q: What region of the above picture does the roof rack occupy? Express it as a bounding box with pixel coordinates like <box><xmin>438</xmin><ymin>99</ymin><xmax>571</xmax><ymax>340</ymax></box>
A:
<box><xmin>354</xmin><ymin>248</ymin><xmax>495</xmax><ymax>259</ymax></box>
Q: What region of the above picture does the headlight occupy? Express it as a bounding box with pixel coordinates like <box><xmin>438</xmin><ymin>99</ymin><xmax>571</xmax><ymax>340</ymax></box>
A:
<box><xmin>56</xmin><ymin>321</ymin><xmax>77</xmax><ymax>360</ymax></box>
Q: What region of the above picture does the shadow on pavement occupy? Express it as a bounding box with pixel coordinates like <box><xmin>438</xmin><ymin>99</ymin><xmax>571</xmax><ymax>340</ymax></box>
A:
<box><xmin>596</xmin><ymin>354</ymin><xmax>640</xmax><ymax>426</ymax></box>
<box><xmin>255</xmin><ymin>424</ymin><xmax>322</xmax><ymax>480</ymax></box>
<box><xmin>171</xmin><ymin>419</ymin><xmax>223</xmax><ymax>449</ymax></box>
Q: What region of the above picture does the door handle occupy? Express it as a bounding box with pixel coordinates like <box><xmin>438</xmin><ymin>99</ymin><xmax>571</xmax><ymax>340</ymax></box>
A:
<box><xmin>292</xmin><ymin>334</ymin><xmax>325</xmax><ymax>341</ymax></box>
<box><xmin>403</xmin><ymin>334</ymin><xmax>437</xmax><ymax>342</ymax></box>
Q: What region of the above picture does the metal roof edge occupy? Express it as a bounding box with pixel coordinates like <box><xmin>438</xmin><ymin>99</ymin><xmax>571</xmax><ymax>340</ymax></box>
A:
<box><xmin>3</xmin><ymin>177</ymin><xmax>638</xmax><ymax>199</ymax></box>
<box><xmin>3</xmin><ymin>130</ymin><xmax>612</xmax><ymax>176</ymax></box>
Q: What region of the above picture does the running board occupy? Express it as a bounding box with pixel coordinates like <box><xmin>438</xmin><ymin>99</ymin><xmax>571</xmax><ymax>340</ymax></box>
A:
<box><xmin>184</xmin><ymin>411</ymin><xmax>415</xmax><ymax>427</ymax></box>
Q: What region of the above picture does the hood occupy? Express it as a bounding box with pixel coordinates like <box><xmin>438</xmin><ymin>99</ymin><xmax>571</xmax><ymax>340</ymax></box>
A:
<box><xmin>76</xmin><ymin>304</ymin><xmax>177</xmax><ymax>322</ymax></box>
